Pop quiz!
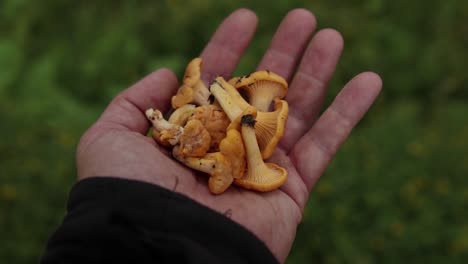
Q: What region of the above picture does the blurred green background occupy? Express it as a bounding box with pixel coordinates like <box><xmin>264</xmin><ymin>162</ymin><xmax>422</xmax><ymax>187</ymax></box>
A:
<box><xmin>1</xmin><ymin>0</ymin><xmax>467</xmax><ymax>263</ymax></box>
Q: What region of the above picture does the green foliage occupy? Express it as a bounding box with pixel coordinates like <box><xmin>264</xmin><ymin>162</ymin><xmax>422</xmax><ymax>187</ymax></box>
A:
<box><xmin>0</xmin><ymin>0</ymin><xmax>467</xmax><ymax>263</ymax></box>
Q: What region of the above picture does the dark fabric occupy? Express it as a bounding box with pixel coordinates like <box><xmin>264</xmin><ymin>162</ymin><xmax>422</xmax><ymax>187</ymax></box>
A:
<box><xmin>41</xmin><ymin>177</ymin><xmax>278</xmax><ymax>264</ymax></box>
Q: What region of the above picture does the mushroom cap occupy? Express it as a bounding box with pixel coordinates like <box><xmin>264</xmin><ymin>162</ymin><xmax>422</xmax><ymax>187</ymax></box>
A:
<box><xmin>183</xmin><ymin>57</ymin><xmax>203</xmax><ymax>86</ymax></box>
<box><xmin>168</xmin><ymin>104</ymin><xmax>196</xmax><ymax>126</ymax></box>
<box><xmin>219</xmin><ymin>129</ymin><xmax>246</xmax><ymax>179</ymax></box>
<box><xmin>179</xmin><ymin>119</ymin><xmax>211</xmax><ymax>157</ymax></box>
<box><xmin>171</xmin><ymin>85</ymin><xmax>194</xmax><ymax>109</ymax></box>
<box><xmin>256</xmin><ymin>98</ymin><xmax>289</xmax><ymax>159</ymax></box>
<box><xmin>233</xmin><ymin>70</ymin><xmax>288</xmax><ymax>91</ymax></box>
<box><xmin>228</xmin><ymin>76</ymin><xmax>241</xmax><ymax>86</ymax></box>
<box><xmin>189</xmin><ymin>105</ymin><xmax>230</xmax><ymax>152</ymax></box>
<box><xmin>171</xmin><ymin>58</ymin><xmax>210</xmax><ymax>108</ymax></box>
<box><xmin>234</xmin><ymin>162</ymin><xmax>287</xmax><ymax>192</ymax></box>
<box><xmin>232</xmin><ymin>70</ymin><xmax>288</xmax><ymax>112</ymax></box>
<box><xmin>206</xmin><ymin>153</ymin><xmax>234</xmax><ymax>194</ymax></box>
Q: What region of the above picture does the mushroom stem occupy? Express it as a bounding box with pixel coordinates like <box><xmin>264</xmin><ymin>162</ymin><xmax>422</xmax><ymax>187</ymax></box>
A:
<box><xmin>215</xmin><ymin>77</ymin><xmax>250</xmax><ymax>110</ymax></box>
<box><xmin>210</xmin><ymin>81</ymin><xmax>288</xmax><ymax>159</ymax></box>
<box><xmin>192</xmin><ymin>82</ymin><xmax>211</xmax><ymax>106</ymax></box>
<box><xmin>146</xmin><ymin>109</ymin><xmax>175</xmax><ymax>131</ymax></box>
<box><xmin>146</xmin><ymin>108</ymin><xmax>184</xmax><ymax>146</ymax></box>
<box><xmin>173</xmin><ymin>147</ymin><xmax>234</xmax><ymax>194</ymax></box>
<box><xmin>173</xmin><ymin>152</ymin><xmax>216</xmax><ymax>174</ymax></box>
<box><xmin>241</xmin><ymin>115</ymin><xmax>265</xmax><ymax>169</ymax></box>
<box><xmin>235</xmin><ymin>114</ymin><xmax>288</xmax><ymax>192</ymax></box>
<box><xmin>210</xmin><ymin>81</ymin><xmax>243</xmax><ymax>121</ymax></box>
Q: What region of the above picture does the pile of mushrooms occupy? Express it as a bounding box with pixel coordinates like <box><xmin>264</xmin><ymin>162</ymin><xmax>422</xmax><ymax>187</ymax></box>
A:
<box><xmin>146</xmin><ymin>58</ymin><xmax>289</xmax><ymax>194</ymax></box>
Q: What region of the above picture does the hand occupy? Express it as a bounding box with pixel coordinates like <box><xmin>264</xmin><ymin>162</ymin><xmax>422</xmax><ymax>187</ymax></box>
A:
<box><xmin>76</xmin><ymin>9</ymin><xmax>382</xmax><ymax>263</ymax></box>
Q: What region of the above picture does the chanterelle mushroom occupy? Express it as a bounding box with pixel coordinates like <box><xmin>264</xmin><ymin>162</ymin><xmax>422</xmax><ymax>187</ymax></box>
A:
<box><xmin>168</xmin><ymin>104</ymin><xmax>196</xmax><ymax>126</ymax></box>
<box><xmin>226</xmin><ymin>105</ymin><xmax>257</xmax><ymax>132</ymax></box>
<box><xmin>146</xmin><ymin>108</ymin><xmax>183</xmax><ymax>146</ymax></box>
<box><xmin>211</xmin><ymin>79</ymin><xmax>288</xmax><ymax>159</ymax></box>
<box><xmin>188</xmin><ymin>104</ymin><xmax>230</xmax><ymax>152</ymax></box>
<box><xmin>172</xmin><ymin>128</ymin><xmax>245</xmax><ymax>193</ymax></box>
<box><xmin>219</xmin><ymin>129</ymin><xmax>246</xmax><ymax>179</ymax></box>
<box><xmin>255</xmin><ymin>98</ymin><xmax>289</xmax><ymax>159</ymax></box>
<box><xmin>235</xmin><ymin>114</ymin><xmax>288</xmax><ymax>192</ymax></box>
<box><xmin>209</xmin><ymin>80</ymin><xmax>243</xmax><ymax>121</ymax></box>
<box><xmin>215</xmin><ymin>77</ymin><xmax>250</xmax><ymax>110</ymax></box>
<box><xmin>178</xmin><ymin>119</ymin><xmax>211</xmax><ymax>157</ymax></box>
<box><xmin>171</xmin><ymin>58</ymin><xmax>211</xmax><ymax>108</ymax></box>
<box><xmin>231</xmin><ymin>70</ymin><xmax>288</xmax><ymax>112</ymax></box>
<box><xmin>173</xmin><ymin>147</ymin><xmax>233</xmax><ymax>194</ymax></box>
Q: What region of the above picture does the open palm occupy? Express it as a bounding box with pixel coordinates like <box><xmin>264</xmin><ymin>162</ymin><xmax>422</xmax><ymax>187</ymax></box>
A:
<box><xmin>76</xmin><ymin>9</ymin><xmax>382</xmax><ymax>263</ymax></box>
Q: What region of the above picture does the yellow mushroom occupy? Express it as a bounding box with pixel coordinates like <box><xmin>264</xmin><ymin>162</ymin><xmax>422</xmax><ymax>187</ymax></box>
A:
<box><xmin>168</xmin><ymin>104</ymin><xmax>196</xmax><ymax>126</ymax></box>
<box><xmin>209</xmin><ymin>80</ymin><xmax>243</xmax><ymax>121</ymax></box>
<box><xmin>173</xmin><ymin>148</ymin><xmax>233</xmax><ymax>194</ymax></box>
<box><xmin>234</xmin><ymin>114</ymin><xmax>288</xmax><ymax>192</ymax></box>
<box><xmin>219</xmin><ymin>129</ymin><xmax>246</xmax><ymax>179</ymax></box>
<box><xmin>228</xmin><ymin>76</ymin><xmax>241</xmax><ymax>86</ymax></box>
<box><xmin>172</xmin><ymin>128</ymin><xmax>246</xmax><ymax>193</ymax></box>
<box><xmin>146</xmin><ymin>108</ymin><xmax>183</xmax><ymax>146</ymax></box>
<box><xmin>188</xmin><ymin>104</ymin><xmax>230</xmax><ymax>152</ymax></box>
<box><xmin>231</xmin><ymin>70</ymin><xmax>288</xmax><ymax>112</ymax></box>
<box><xmin>215</xmin><ymin>77</ymin><xmax>250</xmax><ymax>110</ymax></box>
<box><xmin>255</xmin><ymin>98</ymin><xmax>289</xmax><ymax>159</ymax></box>
<box><xmin>171</xmin><ymin>58</ymin><xmax>211</xmax><ymax>108</ymax></box>
<box><xmin>226</xmin><ymin>105</ymin><xmax>257</xmax><ymax>132</ymax></box>
<box><xmin>210</xmin><ymin>79</ymin><xmax>289</xmax><ymax>159</ymax></box>
<box><xmin>178</xmin><ymin>119</ymin><xmax>211</xmax><ymax>157</ymax></box>
<box><xmin>146</xmin><ymin>108</ymin><xmax>212</xmax><ymax>158</ymax></box>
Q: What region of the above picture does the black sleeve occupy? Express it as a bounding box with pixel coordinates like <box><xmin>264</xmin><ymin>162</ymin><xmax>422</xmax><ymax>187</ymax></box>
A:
<box><xmin>41</xmin><ymin>177</ymin><xmax>279</xmax><ymax>264</ymax></box>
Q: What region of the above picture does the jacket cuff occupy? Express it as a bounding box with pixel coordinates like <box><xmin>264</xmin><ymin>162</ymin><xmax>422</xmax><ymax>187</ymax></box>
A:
<box><xmin>48</xmin><ymin>177</ymin><xmax>278</xmax><ymax>263</ymax></box>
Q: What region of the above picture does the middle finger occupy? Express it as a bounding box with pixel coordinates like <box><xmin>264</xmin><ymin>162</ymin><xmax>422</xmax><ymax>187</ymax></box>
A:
<box><xmin>256</xmin><ymin>9</ymin><xmax>317</xmax><ymax>81</ymax></box>
<box><xmin>280</xmin><ymin>28</ymin><xmax>344</xmax><ymax>152</ymax></box>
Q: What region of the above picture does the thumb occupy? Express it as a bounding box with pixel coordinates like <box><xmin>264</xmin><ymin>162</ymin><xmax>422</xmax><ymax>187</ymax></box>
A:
<box><xmin>97</xmin><ymin>68</ymin><xmax>178</xmax><ymax>134</ymax></box>
<box><xmin>77</xmin><ymin>68</ymin><xmax>179</xmax><ymax>155</ymax></box>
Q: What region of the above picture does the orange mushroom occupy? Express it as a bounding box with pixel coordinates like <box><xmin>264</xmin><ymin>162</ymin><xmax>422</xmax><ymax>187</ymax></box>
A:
<box><xmin>178</xmin><ymin>119</ymin><xmax>211</xmax><ymax>157</ymax></box>
<box><xmin>219</xmin><ymin>129</ymin><xmax>246</xmax><ymax>179</ymax></box>
<box><xmin>146</xmin><ymin>108</ymin><xmax>183</xmax><ymax>146</ymax></box>
<box><xmin>231</xmin><ymin>70</ymin><xmax>288</xmax><ymax>112</ymax></box>
<box><xmin>254</xmin><ymin>98</ymin><xmax>289</xmax><ymax>159</ymax></box>
<box><xmin>171</xmin><ymin>58</ymin><xmax>211</xmax><ymax>108</ymax></box>
<box><xmin>209</xmin><ymin>80</ymin><xmax>243</xmax><ymax>121</ymax></box>
<box><xmin>172</xmin><ymin>128</ymin><xmax>246</xmax><ymax>194</ymax></box>
<box><xmin>210</xmin><ymin>79</ymin><xmax>289</xmax><ymax>159</ymax></box>
<box><xmin>234</xmin><ymin>114</ymin><xmax>288</xmax><ymax>192</ymax></box>
<box><xmin>215</xmin><ymin>77</ymin><xmax>250</xmax><ymax>110</ymax></box>
<box><xmin>173</xmin><ymin>148</ymin><xmax>233</xmax><ymax>194</ymax></box>
<box><xmin>188</xmin><ymin>104</ymin><xmax>230</xmax><ymax>152</ymax></box>
<box><xmin>168</xmin><ymin>104</ymin><xmax>196</xmax><ymax>126</ymax></box>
